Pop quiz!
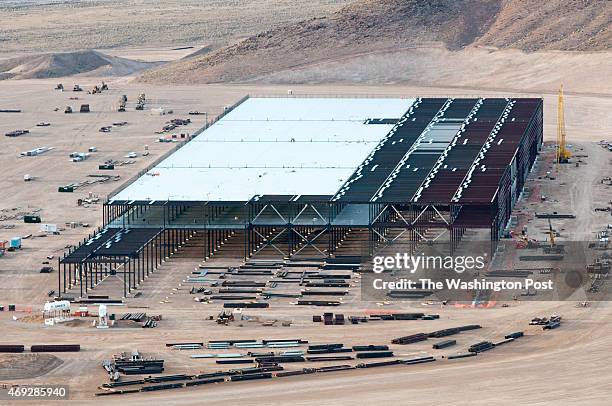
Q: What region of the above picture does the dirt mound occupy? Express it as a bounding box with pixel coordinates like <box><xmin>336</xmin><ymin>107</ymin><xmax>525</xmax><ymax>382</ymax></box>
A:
<box><xmin>0</xmin><ymin>354</ymin><xmax>63</xmax><ymax>380</ymax></box>
<box><xmin>0</xmin><ymin>50</ymin><xmax>161</xmax><ymax>80</ymax></box>
<box><xmin>138</xmin><ymin>0</ymin><xmax>610</xmax><ymax>84</ymax></box>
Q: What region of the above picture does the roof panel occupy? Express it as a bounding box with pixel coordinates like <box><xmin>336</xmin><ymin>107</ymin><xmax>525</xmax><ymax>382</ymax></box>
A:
<box><xmin>113</xmin><ymin>97</ymin><xmax>416</xmax><ymax>202</ymax></box>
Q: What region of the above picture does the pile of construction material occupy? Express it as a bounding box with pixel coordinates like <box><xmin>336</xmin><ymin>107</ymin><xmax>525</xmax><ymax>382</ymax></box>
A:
<box><xmin>0</xmin><ymin>344</ymin><xmax>80</xmax><ymax>353</ymax></box>
<box><xmin>535</xmin><ymin>212</ymin><xmax>576</xmax><ymax>219</ymax></box>
<box><xmin>188</xmin><ymin>259</ymin><xmax>355</xmax><ymax>308</ymax></box>
<box><xmin>432</xmin><ymin>340</ymin><xmax>456</xmax><ymax>349</ymax></box>
<box><xmin>446</xmin><ymin>331</ymin><xmax>525</xmax><ymax>360</ymax></box>
<box><xmin>313</xmin><ymin>312</ymin><xmax>439</xmax><ymax>326</ymax></box>
<box><xmin>96</xmin><ymin>313</ymin><xmax>570</xmax><ymax>397</ymax></box>
<box><xmin>392</xmin><ymin>324</ymin><xmax>481</xmax><ymax>345</ymax></box>
<box><xmin>5</xmin><ymin>129</ymin><xmax>29</xmax><ymax>137</ymax></box>
<box><xmin>96</xmin><ymin>353</ymin><xmax>436</xmax><ymax>396</ymax></box>
<box><xmin>0</xmin><ymin>345</ymin><xmax>25</xmax><ymax>353</ymax></box>
<box><xmin>104</xmin><ymin>352</ymin><xmax>164</xmax><ymax>377</ymax></box>
<box><xmin>183</xmin><ymin>341</ymin><xmax>396</xmax><ymax>365</ymax></box>
<box><xmin>58</xmin><ymin>174</ymin><xmax>120</xmax><ymax>193</ymax></box>
<box><xmin>31</xmin><ymin>344</ymin><xmax>80</xmax><ymax>352</ymax></box>
<box><xmin>313</xmin><ymin>312</ymin><xmax>345</xmax><ymax>325</ymax></box>
<box><xmin>21</xmin><ymin>147</ymin><xmax>53</xmax><ymax>157</ymax></box>
<box><xmin>161</xmin><ymin>118</ymin><xmax>191</xmax><ymax>133</ymax></box>
<box><xmin>530</xmin><ymin>315</ymin><xmax>562</xmax><ymax>330</ymax></box>
<box><xmin>120</xmin><ymin>313</ymin><xmax>161</xmax><ymax>328</ymax></box>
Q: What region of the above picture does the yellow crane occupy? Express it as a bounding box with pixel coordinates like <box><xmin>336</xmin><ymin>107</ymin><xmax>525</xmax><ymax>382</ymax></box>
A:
<box><xmin>556</xmin><ymin>85</ymin><xmax>571</xmax><ymax>163</ymax></box>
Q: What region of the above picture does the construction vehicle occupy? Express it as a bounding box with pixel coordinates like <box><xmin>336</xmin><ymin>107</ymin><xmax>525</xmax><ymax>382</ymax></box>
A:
<box><xmin>89</xmin><ymin>81</ymin><xmax>108</xmax><ymax>94</ymax></box>
<box><xmin>117</xmin><ymin>99</ymin><xmax>126</xmax><ymax>112</ymax></box>
<box><xmin>73</xmin><ymin>84</ymin><xmax>82</xmax><ymax>92</ymax></box>
<box><xmin>55</xmin><ymin>83</ymin><xmax>64</xmax><ymax>91</ymax></box>
<box><xmin>556</xmin><ymin>85</ymin><xmax>571</xmax><ymax>164</ymax></box>
<box><xmin>515</xmin><ymin>234</ymin><xmax>539</xmax><ymax>249</ymax></box>
<box><xmin>216</xmin><ymin>310</ymin><xmax>234</xmax><ymax>325</ymax></box>
<box><xmin>544</xmin><ymin>219</ymin><xmax>564</xmax><ymax>254</ymax></box>
<box><xmin>135</xmin><ymin>93</ymin><xmax>146</xmax><ymax>110</ymax></box>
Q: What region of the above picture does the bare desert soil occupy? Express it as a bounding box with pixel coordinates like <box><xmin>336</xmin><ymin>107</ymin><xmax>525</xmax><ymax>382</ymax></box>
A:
<box><xmin>0</xmin><ymin>0</ymin><xmax>352</xmax><ymax>55</ymax></box>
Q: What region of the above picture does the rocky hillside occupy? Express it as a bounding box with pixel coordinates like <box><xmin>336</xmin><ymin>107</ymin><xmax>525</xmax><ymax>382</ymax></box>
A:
<box><xmin>138</xmin><ymin>0</ymin><xmax>611</xmax><ymax>84</ymax></box>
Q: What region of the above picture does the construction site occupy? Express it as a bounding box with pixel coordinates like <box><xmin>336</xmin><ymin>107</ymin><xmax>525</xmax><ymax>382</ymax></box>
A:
<box><xmin>0</xmin><ymin>0</ymin><xmax>611</xmax><ymax>404</ymax></box>
<box><xmin>0</xmin><ymin>77</ymin><xmax>609</xmax><ymax>403</ymax></box>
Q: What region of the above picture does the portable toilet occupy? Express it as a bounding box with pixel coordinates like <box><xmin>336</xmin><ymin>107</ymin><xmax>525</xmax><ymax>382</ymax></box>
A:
<box><xmin>10</xmin><ymin>237</ymin><xmax>21</xmax><ymax>249</ymax></box>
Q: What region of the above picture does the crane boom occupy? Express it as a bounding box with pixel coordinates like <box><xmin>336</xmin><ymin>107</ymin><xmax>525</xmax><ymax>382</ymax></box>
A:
<box><xmin>557</xmin><ymin>85</ymin><xmax>571</xmax><ymax>163</ymax></box>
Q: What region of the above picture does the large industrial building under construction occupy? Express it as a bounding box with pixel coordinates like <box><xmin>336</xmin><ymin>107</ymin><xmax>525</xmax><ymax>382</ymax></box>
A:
<box><xmin>59</xmin><ymin>96</ymin><xmax>543</xmax><ymax>297</ymax></box>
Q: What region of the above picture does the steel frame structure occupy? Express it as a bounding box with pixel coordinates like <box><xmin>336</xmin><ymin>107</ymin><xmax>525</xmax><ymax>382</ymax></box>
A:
<box><xmin>60</xmin><ymin>97</ymin><xmax>543</xmax><ymax>297</ymax></box>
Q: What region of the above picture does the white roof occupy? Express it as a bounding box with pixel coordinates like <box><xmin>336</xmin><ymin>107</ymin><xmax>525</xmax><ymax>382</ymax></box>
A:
<box><xmin>112</xmin><ymin>97</ymin><xmax>415</xmax><ymax>202</ymax></box>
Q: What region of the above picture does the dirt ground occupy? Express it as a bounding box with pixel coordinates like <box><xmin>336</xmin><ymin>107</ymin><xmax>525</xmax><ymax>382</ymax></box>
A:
<box><xmin>0</xmin><ymin>69</ymin><xmax>611</xmax><ymax>404</ymax></box>
<box><xmin>0</xmin><ymin>353</ymin><xmax>63</xmax><ymax>380</ymax></box>
<box><xmin>0</xmin><ymin>0</ymin><xmax>353</xmax><ymax>55</ymax></box>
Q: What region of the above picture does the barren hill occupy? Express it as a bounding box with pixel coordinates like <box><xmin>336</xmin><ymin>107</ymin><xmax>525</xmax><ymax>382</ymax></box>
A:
<box><xmin>138</xmin><ymin>0</ymin><xmax>611</xmax><ymax>84</ymax></box>
<box><xmin>474</xmin><ymin>0</ymin><xmax>611</xmax><ymax>51</ymax></box>
<box><xmin>0</xmin><ymin>50</ymin><xmax>161</xmax><ymax>80</ymax></box>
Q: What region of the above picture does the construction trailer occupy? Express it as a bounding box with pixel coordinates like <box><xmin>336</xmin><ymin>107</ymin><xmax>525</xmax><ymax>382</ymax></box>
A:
<box><xmin>59</xmin><ymin>96</ymin><xmax>542</xmax><ymax>297</ymax></box>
